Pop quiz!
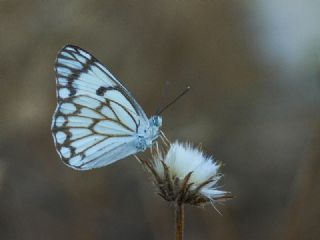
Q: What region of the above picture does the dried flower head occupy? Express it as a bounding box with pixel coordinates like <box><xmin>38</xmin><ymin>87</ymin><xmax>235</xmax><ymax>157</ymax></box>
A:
<box><xmin>137</xmin><ymin>135</ymin><xmax>232</xmax><ymax>207</ymax></box>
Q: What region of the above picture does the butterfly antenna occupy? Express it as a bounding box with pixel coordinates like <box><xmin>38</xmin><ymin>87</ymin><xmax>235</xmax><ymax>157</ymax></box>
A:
<box><xmin>156</xmin><ymin>86</ymin><xmax>190</xmax><ymax>115</ymax></box>
<box><xmin>154</xmin><ymin>81</ymin><xmax>170</xmax><ymax>115</ymax></box>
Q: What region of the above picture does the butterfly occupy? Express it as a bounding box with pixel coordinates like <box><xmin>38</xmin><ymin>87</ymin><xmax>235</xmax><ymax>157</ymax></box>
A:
<box><xmin>51</xmin><ymin>45</ymin><xmax>162</xmax><ymax>170</ymax></box>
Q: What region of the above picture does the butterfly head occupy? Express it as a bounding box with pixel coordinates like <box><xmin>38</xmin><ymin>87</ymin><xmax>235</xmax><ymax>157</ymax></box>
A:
<box><xmin>148</xmin><ymin>115</ymin><xmax>162</xmax><ymax>142</ymax></box>
<box><xmin>150</xmin><ymin>115</ymin><xmax>162</xmax><ymax>128</ymax></box>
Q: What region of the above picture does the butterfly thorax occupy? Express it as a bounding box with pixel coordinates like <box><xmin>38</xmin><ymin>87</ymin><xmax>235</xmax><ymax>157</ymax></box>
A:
<box><xmin>136</xmin><ymin>115</ymin><xmax>162</xmax><ymax>151</ymax></box>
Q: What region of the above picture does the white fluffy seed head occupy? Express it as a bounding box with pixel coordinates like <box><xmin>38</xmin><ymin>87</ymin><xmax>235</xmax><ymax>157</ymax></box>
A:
<box><xmin>151</xmin><ymin>141</ymin><xmax>230</xmax><ymax>202</ymax></box>
<box><xmin>165</xmin><ymin>142</ymin><xmax>219</xmax><ymax>183</ymax></box>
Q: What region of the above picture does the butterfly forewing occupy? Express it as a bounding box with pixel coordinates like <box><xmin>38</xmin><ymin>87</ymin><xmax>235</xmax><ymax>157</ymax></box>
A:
<box><xmin>52</xmin><ymin>45</ymin><xmax>149</xmax><ymax>170</ymax></box>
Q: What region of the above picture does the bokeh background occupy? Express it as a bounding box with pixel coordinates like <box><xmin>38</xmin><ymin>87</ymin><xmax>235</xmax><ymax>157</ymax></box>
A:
<box><xmin>0</xmin><ymin>1</ymin><xmax>319</xmax><ymax>239</ymax></box>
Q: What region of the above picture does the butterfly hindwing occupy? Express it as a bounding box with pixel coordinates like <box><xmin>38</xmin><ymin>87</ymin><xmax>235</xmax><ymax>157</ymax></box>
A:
<box><xmin>52</xmin><ymin>45</ymin><xmax>149</xmax><ymax>170</ymax></box>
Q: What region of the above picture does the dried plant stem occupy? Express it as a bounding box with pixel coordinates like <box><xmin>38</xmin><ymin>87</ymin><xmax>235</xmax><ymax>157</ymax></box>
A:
<box><xmin>175</xmin><ymin>203</ymin><xmax>184</xmax><ymax>240</ymax></box>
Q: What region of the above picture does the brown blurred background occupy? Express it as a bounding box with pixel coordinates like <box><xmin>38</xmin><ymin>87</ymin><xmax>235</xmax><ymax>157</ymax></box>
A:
<box><xmin>0</xmin><ymin>1</ymin><xmax>319</xmax><ymax>239</ymax></box>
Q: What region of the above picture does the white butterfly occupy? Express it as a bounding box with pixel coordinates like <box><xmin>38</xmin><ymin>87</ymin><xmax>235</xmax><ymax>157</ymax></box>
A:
<box><xmin>51</xmin><ymin>45</ymin><xmax>162</xmax><ymax>170</ymax></box>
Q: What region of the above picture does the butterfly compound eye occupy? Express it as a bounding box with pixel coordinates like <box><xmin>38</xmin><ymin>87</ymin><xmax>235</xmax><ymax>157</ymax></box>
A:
<box><xmin>153</xmin><ymin>116</ymin><xmax>162</xmax><ymax>127</ymax></box>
